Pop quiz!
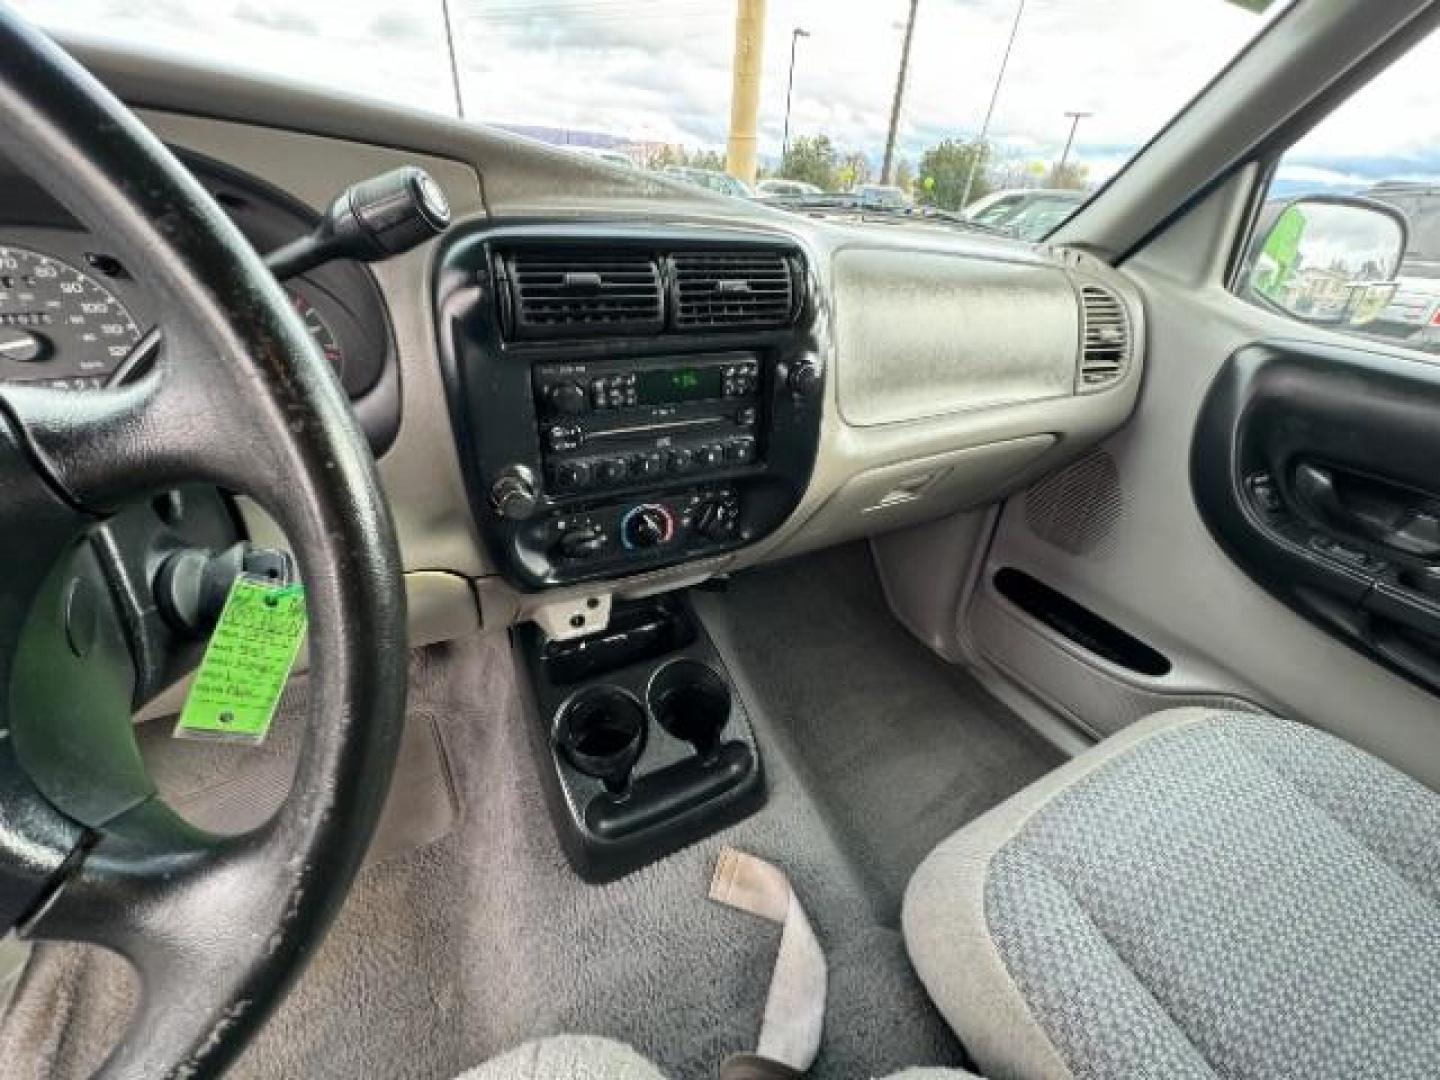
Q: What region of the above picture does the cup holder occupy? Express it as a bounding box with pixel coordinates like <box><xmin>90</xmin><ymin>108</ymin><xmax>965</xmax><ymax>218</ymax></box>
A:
<box><xmin>648</xmin><ymin>659</ymin><xmax>732</xmax><ymax>763</ymax></box>
<box><xmin>555</xmin><ymin>686</ymin><xmax>647</xmax><ymax>794</ymax></box>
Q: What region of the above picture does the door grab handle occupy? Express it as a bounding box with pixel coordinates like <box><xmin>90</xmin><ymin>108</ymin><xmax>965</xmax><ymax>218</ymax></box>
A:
<box><xmin>1294</xmin><ymin>463</ymin><xmax>1440</xmax><ymax>559</ymax></box>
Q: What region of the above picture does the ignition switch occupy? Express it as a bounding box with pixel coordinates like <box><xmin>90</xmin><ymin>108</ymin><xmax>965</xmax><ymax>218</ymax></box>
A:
<box><xmin>155</xmin><ymin>542</ymin><xmax>296</xmax><ymax>638</ymax></box>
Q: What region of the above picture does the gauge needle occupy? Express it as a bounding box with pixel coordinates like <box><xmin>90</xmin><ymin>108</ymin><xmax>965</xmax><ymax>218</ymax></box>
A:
<box><xmin>0</xmin><ymin>331</ymin><xmax>43</xmax><ymax>363</ymax></box>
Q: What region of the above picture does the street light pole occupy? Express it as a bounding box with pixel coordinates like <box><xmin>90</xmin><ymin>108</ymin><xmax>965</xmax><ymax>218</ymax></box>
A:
<box><xmin>881</xmin><ymin>0</ymin><xmax>920</xmax><ymax>185</ymax></box>
<box><xmin>959</xmin><ymin>0</ymin><xmax>1026</xmax><ymax>210</ymax></box>
<box><xmin>781</xmin><ymin>27</ymin><xmax>810</xmax><ymax>169</ymax></box>
<box><xmin>1057</xmin><ymin>110</ymin><xmax>1092</xmax><ymax>176</ymax></box>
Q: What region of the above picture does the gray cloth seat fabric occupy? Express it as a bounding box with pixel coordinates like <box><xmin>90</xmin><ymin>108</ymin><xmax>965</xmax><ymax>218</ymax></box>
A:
<box><xmin>902</xmin><ymin>707</ymin><xmax>1440</xmax><ymax>1080</ymax></box>
<box><xmin>456</xmin><ymin>1036</ymin><xmax>981</xmax><ymax>1079</ymax></box>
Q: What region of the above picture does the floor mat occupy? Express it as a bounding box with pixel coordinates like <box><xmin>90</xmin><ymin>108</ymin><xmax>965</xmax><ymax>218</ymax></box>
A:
<box><xmin>701</xmin><ymin>543</ymin><xmax>1066</xmax><ymax>923</ymax></box>
<box><xmin>0</xmin><ymin>545</ymin><xmax>1062</xmax><ymax>1079</ymax></box>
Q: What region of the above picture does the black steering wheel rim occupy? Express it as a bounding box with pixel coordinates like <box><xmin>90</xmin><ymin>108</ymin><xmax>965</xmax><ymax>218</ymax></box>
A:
<box><xmin>0</xmin><ymin>9</ymin><xmax>408</xmax><ymax>1079</ymax></box>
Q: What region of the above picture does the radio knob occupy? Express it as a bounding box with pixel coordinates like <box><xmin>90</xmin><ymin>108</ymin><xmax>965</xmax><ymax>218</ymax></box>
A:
<box><xmin>546</xmin><ymin>380</ymin><xmax>589</xmax><ymax>416</ymax></box>
<box><xmin>597</xmin><ymin>457</ymin><xmax>629</xmax><ymax>484</ymax></box>
<box><xmin>788</xmin><ymin>359</ymin><xmax>822</xmax><ymax>399</ymax></box>
<box><xmin>490</xmin><ymin>465</ymin><xmax>539</xmax><ymax>521</ymax></box>
<box><xmin>621</xmin><ymin>504</ymin><xmax>674</xmax><ymax>549</ymax></box>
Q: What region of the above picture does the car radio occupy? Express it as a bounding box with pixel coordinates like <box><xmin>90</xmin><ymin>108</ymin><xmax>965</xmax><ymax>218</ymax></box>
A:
<box><xmin>435</xmin><ymin>228</ymin><xmax>824</xmax><ymax>590</ymax></box>
<box><xmin>534</xmin><ymin>352</ymin><xmax>762</xmax><ymax>496</ymax></box>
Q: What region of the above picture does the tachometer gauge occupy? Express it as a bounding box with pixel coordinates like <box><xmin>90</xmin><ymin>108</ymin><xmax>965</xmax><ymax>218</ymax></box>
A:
<box><xmin>287</xmin><ymin>288</ymin><xmax>345</xmax><ymax>381</ymax></box>
<box><xmin>0</xmin><ymin>245</ymin><xmax>141</xmax><ymax>386</ymax></box>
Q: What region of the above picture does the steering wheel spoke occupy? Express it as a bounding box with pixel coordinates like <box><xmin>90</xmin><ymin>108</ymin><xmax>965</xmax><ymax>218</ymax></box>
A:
<box><xmin>0</xmin><ymin>331</ymin><xmax>294</xmax><ymax>514</ymax></box>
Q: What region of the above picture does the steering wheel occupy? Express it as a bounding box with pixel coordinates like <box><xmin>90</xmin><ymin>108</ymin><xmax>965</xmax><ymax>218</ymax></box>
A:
<box><xmin>0</xmin><ymin>11</ymin><xmax>407</xmax><ymax>1079</ymax></box>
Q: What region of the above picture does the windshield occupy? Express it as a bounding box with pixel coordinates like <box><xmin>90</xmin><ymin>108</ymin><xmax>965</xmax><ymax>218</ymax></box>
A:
<box><xmin>22</xmin><ymin>0</ymin><xmax>1290</xmax><ymax>232</ymax></box>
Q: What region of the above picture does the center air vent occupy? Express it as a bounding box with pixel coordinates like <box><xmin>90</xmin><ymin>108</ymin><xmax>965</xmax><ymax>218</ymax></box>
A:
<box><xmin>502</xmin><ymin>250</ymin><xmax>663</xmax><ymax>340</ymax></box>
<box><xmin>671</xmin><ymin>250</ymin><xmax>797</xmax><ymax>331</ymax></box>
<box><xmin>1077</xmin><ymin>284</ymin><xmax>1130</xmax><ymax>391</ymax></box>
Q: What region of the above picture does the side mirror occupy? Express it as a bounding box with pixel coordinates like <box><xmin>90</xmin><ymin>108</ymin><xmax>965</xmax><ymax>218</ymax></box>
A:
<box><xmin>1247</xmin><ymin>195</ymin><xmax>1408</xmax><ymax>327</ymax></box>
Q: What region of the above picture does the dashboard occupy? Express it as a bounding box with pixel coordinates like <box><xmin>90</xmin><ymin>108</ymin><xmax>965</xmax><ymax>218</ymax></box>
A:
<box><xmin>0</xmin><ymin>35</ymin><xmax>1146</xmax><ymax>645</ymax></box>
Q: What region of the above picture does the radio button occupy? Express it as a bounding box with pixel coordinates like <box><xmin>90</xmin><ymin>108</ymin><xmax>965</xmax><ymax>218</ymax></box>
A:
<box><xmin>665</xmin><ymin>447</ymin><xmax>693</xmax><ymax>473</ymax></box>
<box><xmin>695</xmin><ymin>443</ymin><xmax>724</xmax><ymax>468</ymax></box>
<box><xmin>597</xmin><ymin>457</ymin><xmax>629</xmax><ymax>484</ymax></box>
<box><xmin>554</xmin><ymin>461</ymin><xmax>593</xmax><ymax>490</ymax></box>
<box><xmin>547</xmin><ymin>424</ymin><xmax>583</xmax><ymax>452</ymax></box>
<box><xmin>725</xmin><ymin>438</ymin><xmax>757</xmax><ymax>464</ymax></box>
<box><xmin>631</xmin><ymin>451</ymin><xmax>664</xmax><ymax>479</ymax></box>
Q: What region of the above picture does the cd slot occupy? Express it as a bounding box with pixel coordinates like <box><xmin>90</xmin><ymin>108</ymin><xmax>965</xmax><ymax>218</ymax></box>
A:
<box><xmin>585</xmin><ymin>416</ymin><xmax>731</xmax><ymax>442</ymax></box>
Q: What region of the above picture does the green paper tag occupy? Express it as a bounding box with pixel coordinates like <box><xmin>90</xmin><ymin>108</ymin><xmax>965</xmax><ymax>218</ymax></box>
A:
<box><xmin>175</xmin><ymin>577</ymin><xmax>307</xmax><ymax>743</ymax></box>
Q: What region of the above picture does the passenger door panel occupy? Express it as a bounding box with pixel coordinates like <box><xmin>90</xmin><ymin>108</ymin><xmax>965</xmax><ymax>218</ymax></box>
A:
<box><xmin>1194</xmin><ymin>340</ymin><xmax>1440</xmax><ymax>695</ymax></box>
<box><xmin>963</xmin><ymin>177</ymin><xmax>1440</xmax><ymax>789</ymax></box>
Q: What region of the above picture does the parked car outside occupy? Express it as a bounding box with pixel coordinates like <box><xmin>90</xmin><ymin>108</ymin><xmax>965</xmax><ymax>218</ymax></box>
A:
<box><xmin>571</xmin><ymin>147</ymin><xmax>639</xmax><ymax>170</ymax></box>
<box><xmin>1360</xmin><ymin>182</ymin><xmax>1440</xmax><ymax>347</ymax></box>
<box><xmin>963</xmin><ymin>187</ymin><xmax>1084</xmax><ymax>231</ymax></box>
<box><xmin>661</xmin><ymin>165</ymin><xmax>753</xmax><ymax>198</ymax></box>
<box><xmin>756</xmin><ymin>178</ymin><xmax>825</xmax><ymax>198</ymax></box>
<box><xmin>1001</xmin><ymin>194</ymin><xmax>1089</xmax><ymax>239</ymax></box>
<box><xmin>852</xmin><ymin>183</ymin><xmax>910</xmax><ymax>210</ymax></box>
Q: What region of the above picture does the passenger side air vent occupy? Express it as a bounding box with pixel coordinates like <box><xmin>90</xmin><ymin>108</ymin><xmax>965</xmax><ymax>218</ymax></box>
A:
<box><xmin>501</xmin><ymin>250</ymin><xmax>663</xmax><ymax>340</ymax></box>
<box><xmin>671</xmin><ymin>250</ymin><xmax>797</xmax><ymax>331</ymax></box>
<box><xmin>1077</xmin><ymin>284</ymin><xmax>1129</xmax><ymax>391</ymax></box>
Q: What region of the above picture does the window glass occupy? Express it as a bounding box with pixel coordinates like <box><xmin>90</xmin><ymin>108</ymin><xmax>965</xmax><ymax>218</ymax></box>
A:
<box><xmin>20</xmin><ymin>0</ymin><xmax>1285</xmax><ymax>236</ymax></box>
<box><xmin>1238</xmin><ymin>27</ymin><xmax>1440</xmax><ymax>352</ymax></box>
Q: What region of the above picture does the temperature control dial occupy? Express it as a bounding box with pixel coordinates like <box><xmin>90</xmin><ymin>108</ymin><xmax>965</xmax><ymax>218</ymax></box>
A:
<box><xmin>620</xmin><ymin>503</ymin><xmax>675</xmax><ymax>549</ymax></box>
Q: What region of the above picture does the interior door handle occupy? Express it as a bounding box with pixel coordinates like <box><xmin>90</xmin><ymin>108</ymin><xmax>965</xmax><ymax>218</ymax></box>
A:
<box><xmin>1294</xmin><ymin>463</ymin><xmax>1440</xmax><ymax>559</ymax></box>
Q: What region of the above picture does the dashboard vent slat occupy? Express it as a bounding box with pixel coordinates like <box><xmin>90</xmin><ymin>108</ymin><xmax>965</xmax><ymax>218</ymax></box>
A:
<box><xmin>671</xmin><ymin>250</ymin><xmax>797</xmax><ymax>331</ymax></box>
<box><xmin>504</xmin><ymin>250</ymin><xmax>663</xmax><ymax>340</ymax></box>
<box><xmin>1077</xmin><ymin>284</ymin><xmax>1130</xmax><ymax>392</ymax></box>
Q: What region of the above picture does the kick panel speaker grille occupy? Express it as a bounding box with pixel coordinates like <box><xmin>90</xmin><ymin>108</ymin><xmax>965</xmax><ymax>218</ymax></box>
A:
<box><xmin>1024</xmin><ymin>449</ymin><xmax>1123</xmax><ymax>557</ymax></box>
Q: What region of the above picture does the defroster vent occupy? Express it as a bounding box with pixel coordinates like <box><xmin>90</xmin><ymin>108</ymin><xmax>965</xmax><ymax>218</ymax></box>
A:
<box><xmin>671</xmin><ymin>250</ymin><xmax>797</xmax><ymax>331</ymax></box>
<box><xmin>502</xmin><ymin>250</ymin><xmax>663</xmax><ymax>340</ymax></box>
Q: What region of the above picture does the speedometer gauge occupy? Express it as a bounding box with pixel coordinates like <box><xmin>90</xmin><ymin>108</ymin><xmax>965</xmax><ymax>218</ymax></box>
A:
<box><xmin>0</xmin><ymin>245</ymin><xmax>141</xmax><ymax>386</ymax></box>
<box><xmin>288</xmin><ymin>289</ymin><xmax>346</xmax><ymax>381</ymax></box>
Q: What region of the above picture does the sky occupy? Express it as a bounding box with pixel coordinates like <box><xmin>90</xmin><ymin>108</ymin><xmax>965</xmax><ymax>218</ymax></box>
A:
<box><xmin>15</xmin><ymin>0</ymin><xmax>1440</xmax><ymax>191</ymax></box>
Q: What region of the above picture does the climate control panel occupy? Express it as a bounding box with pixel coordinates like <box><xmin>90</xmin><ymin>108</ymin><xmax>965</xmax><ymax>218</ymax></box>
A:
<box><xmin>434</xmin><ymin>225</ymin><xmax>823</xmax><ymax>590</ymax></box>
<box><xmin>515</xmin><ymin>487</ymin><xmax>745</xmax><ymax>579</ymax></box>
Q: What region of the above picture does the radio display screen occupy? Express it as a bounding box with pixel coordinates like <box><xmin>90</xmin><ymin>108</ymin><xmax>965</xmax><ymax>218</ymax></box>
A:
<box><xmin>636</xmin><ymin>366</ymin><xmax>725</xmax><ymax>406</ymax></box>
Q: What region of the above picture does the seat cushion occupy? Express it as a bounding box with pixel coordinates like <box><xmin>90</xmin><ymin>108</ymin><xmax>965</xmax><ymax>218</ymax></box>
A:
<box><xmin>903</xmin><ymin>708</ymin><xmax>1440</xmax><ymax>1080</ymax></box>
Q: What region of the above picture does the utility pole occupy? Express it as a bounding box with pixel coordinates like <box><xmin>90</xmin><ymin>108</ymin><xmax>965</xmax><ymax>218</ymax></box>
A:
<box><xmin>881</xmin><ymin>0</ymin><xmax>919</xmax><ymax>185</ymax></box>
<box><xmin>727</xmin><ymin>0</ymin><xmax>767</xmax><ymax>187</ymax></box>
<box><xmin>1057</xmin><ymin>110</ymin><xmax>1092</xmax><ymax>177</ymax></box>
<box><xmin>440</xmin><ymin>0</ymin><xmax>466</xmax><ymax>119</ymax></box>
<box><xmin>781</xmin><ymin>27</ymin><xmax>810</xmax><ymax>168</ymax></box>
<box><xmin>959</xmin><ymin>0</ymin><xmax>1027</xmax><ymax>210</ymax></box>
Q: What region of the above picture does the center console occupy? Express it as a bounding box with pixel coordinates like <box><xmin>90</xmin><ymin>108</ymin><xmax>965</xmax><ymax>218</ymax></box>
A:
<box><xmin>435</xmin><ymin>224</ymin><xmax>823</xmax><ymax>590</ymax></box>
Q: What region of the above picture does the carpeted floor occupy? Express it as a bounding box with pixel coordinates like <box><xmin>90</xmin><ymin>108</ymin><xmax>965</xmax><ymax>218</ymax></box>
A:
<box><xmin>0</xmin><ymin>543</ymin><xmax>1065</xmax><ymax>1080</ymax></box>
<box><xmin>701</xmin><ymin>543</ymin><xmax>1066</xmax><ymax>923</ymax></box>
